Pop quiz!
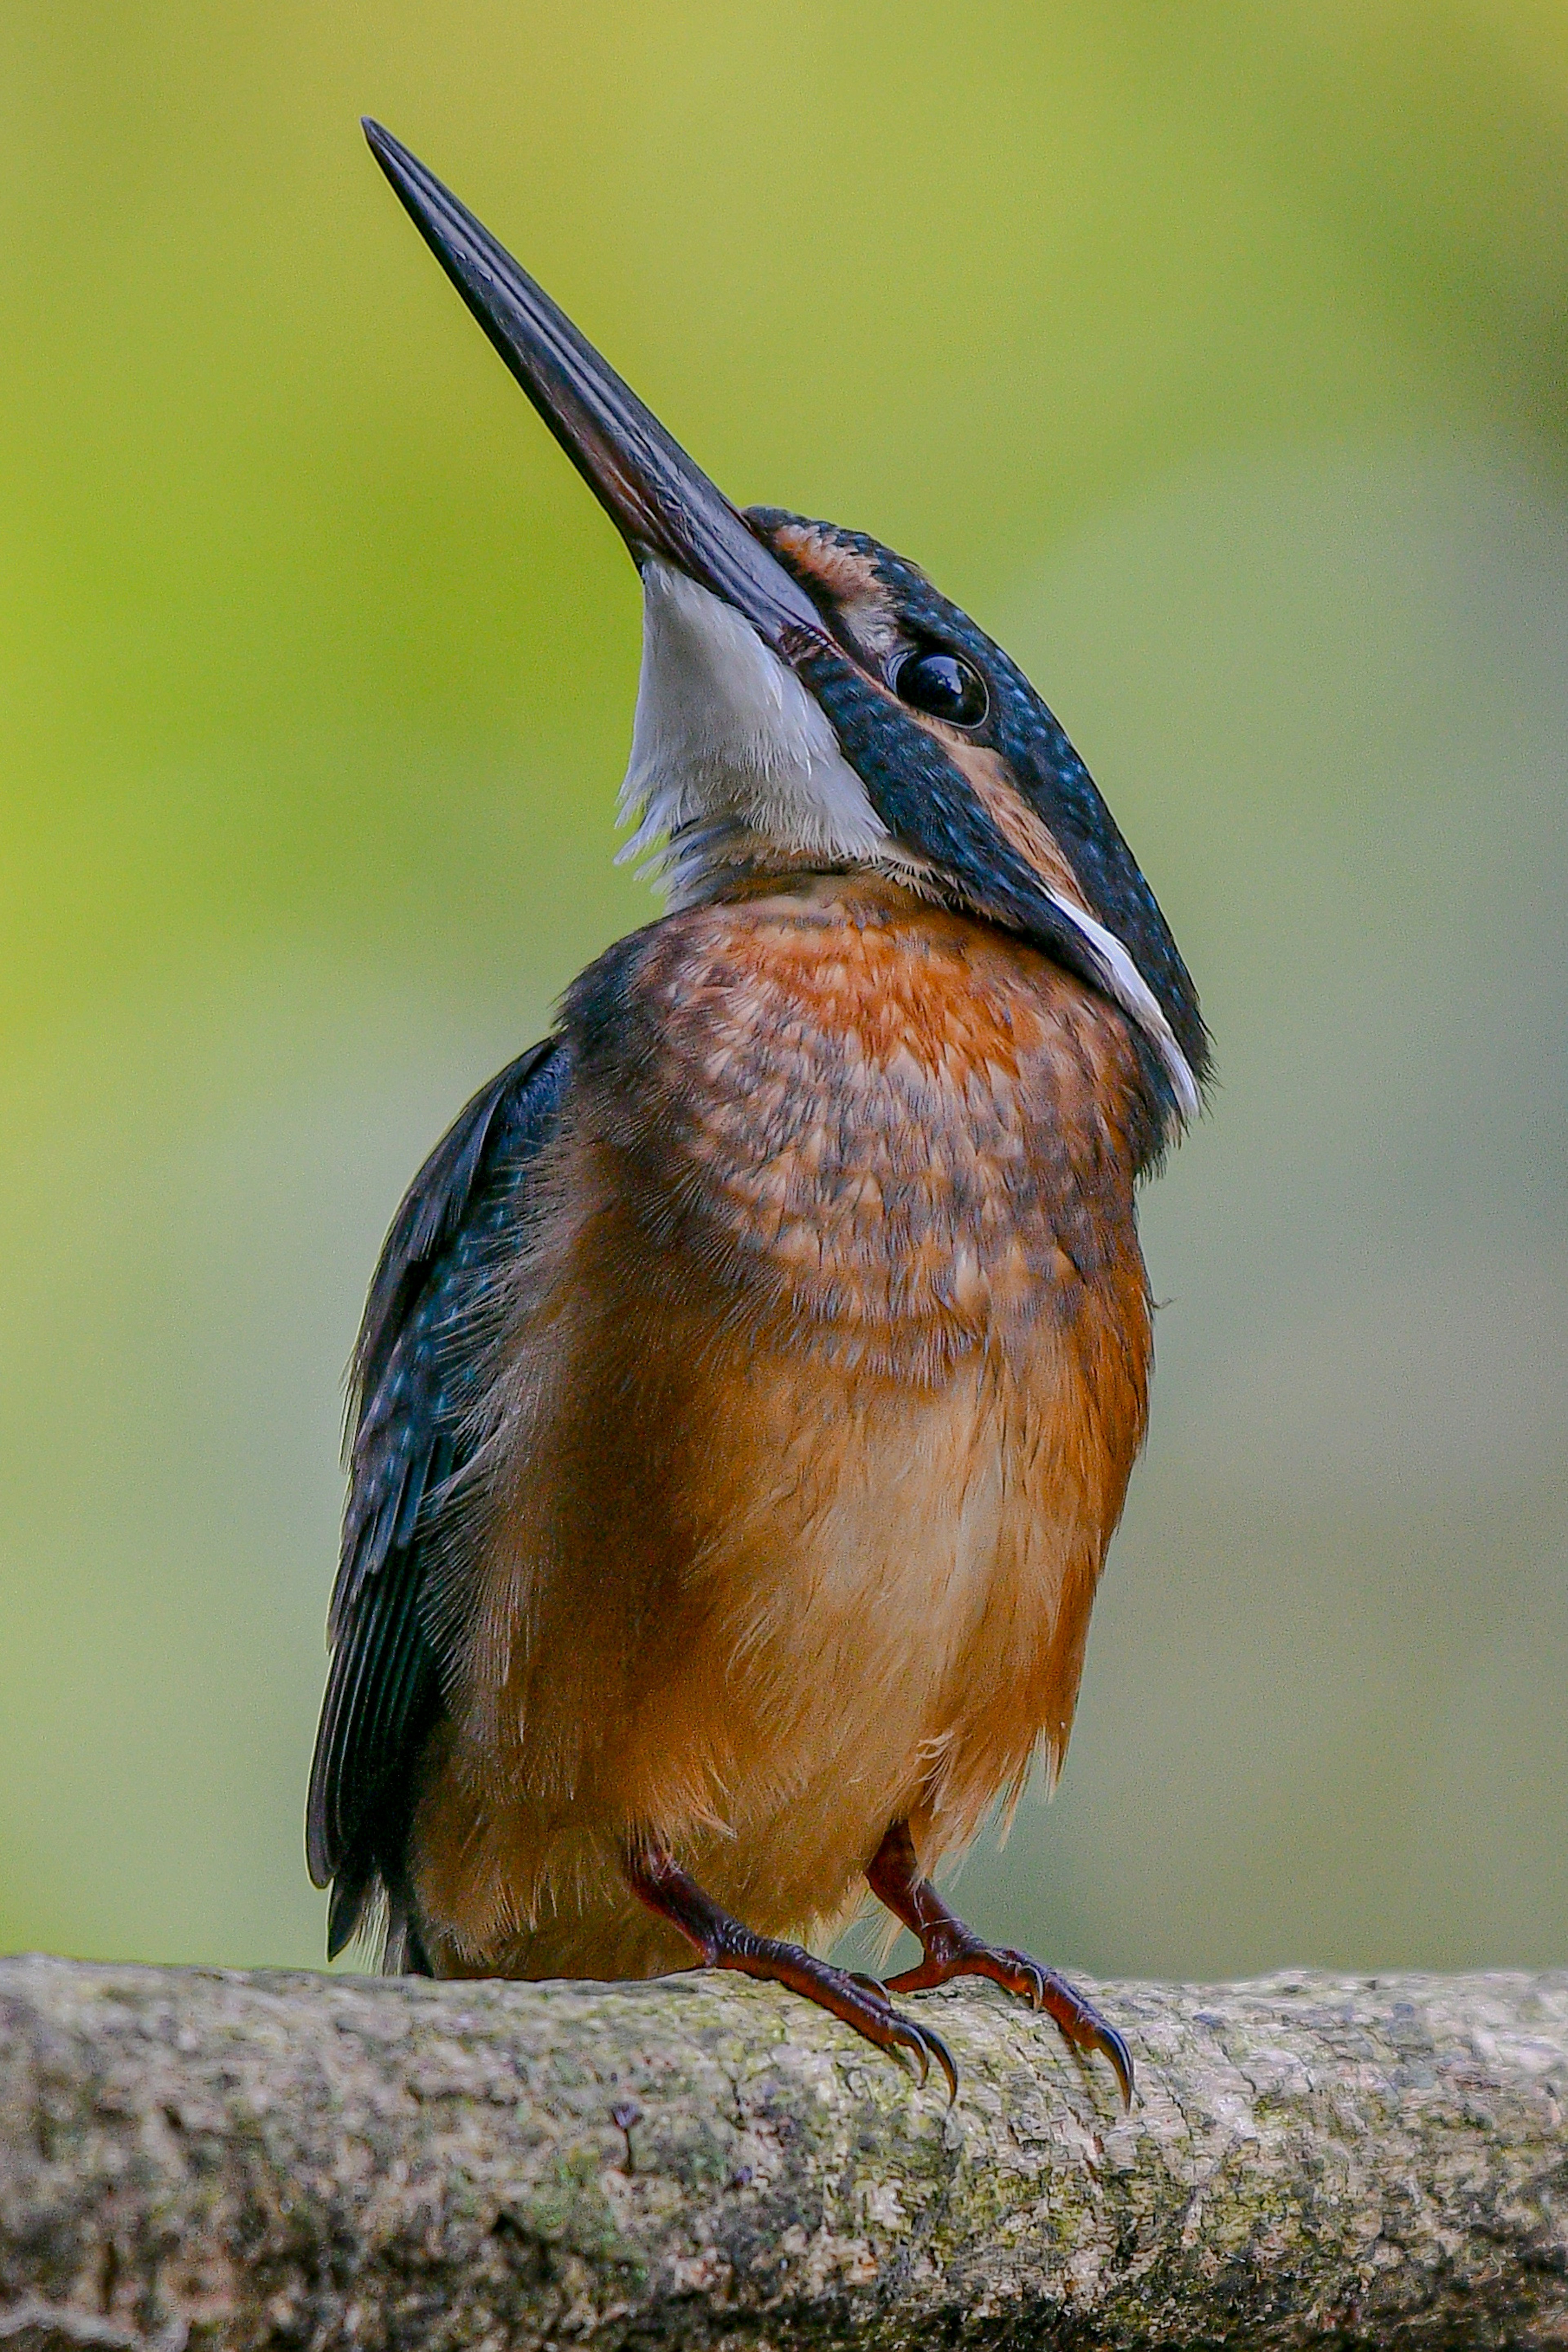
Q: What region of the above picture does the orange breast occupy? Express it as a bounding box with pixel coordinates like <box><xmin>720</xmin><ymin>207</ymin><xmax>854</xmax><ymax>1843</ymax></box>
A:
<box><xmin>597</xmin><ymin>875</ymin><xmax>1152</xmax><ymax>1382</ymax></box>
<box><xmin>411</xmin><ymin>878</ymin><xmax>1154</xmax><ymax>1974</ymax></box>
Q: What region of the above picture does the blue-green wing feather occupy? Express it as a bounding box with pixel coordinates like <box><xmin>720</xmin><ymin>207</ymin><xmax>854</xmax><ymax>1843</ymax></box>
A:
<box><xmin>306</xmin><ymin>1037</ymin><xmax>567</xmax><ymax>1957</ymax></box>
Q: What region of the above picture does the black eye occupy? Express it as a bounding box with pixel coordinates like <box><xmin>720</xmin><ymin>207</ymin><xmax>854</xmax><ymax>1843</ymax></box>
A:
<box><xmin>891</xmin><ymin>647</ymin><xmax>989</xmax><ymax>728</ymax></box>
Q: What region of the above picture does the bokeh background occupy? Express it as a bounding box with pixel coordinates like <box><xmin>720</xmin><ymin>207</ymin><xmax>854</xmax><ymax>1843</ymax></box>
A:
<box><xmin>3</xmin><ymin>3</ymin><xmax>1565</xmax><ymax>1980</ymax></box>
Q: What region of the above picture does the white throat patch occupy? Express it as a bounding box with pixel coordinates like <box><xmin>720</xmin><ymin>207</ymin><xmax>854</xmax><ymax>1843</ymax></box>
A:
<box><xmin>618</xmin><ymin>562</ymin><xmax>893</xmax><ymax>903</ymax></box>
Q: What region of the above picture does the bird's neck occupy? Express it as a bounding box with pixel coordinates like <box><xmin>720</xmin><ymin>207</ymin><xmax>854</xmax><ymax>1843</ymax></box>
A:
<box><xmin>681</xmin><ymin>859</ymin><xmax>939</xmax><ymax>918</ymax></box>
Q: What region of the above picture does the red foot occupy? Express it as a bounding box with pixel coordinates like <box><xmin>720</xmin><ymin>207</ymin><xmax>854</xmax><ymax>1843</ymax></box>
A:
<box><xmin>623</xmin><ymin>1837</ymin><xmax>957</xmax><ymax>2100</ymax></box>
<box><xmin>867</xmin><ymin>1821</ymin><xmax>1133</xmax><ymax>2107</ymax></box>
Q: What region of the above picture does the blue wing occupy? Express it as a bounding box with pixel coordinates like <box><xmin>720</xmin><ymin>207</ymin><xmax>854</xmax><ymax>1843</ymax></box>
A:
<box><xmin>306</xmin><ymin>1037</ymin><xmax>568</xmax><ymax>1959</ymax></box>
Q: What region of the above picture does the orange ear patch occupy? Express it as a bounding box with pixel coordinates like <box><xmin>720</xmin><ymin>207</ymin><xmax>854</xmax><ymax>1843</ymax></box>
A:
<box><xmin>767</xmin><ymin>520</ymin><xmax>884</xmax><ymax>602</ymax></box>
<box><xmin>932</xmin><ymin>736</ymin><xmax>1087</xmax><ymax>909</ymax></box>
<box><xmin>764</xmin><ymin>521</ymin><xmax>901</xmax><ymax>662</ymax></box>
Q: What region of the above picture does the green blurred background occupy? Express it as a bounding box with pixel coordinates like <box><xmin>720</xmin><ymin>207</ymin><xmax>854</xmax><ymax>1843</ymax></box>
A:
<box><xmin>2</xmin><ymin>2</ymin><xmax>1565</xmax><ymax>1980</ymax></box>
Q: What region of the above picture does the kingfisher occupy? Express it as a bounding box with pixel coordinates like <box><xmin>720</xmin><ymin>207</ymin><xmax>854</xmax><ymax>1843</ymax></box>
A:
<box><xmin>307</xmin><ymin>120</ymin><xmax>1208</xmax><ymax>2105</ymax></box>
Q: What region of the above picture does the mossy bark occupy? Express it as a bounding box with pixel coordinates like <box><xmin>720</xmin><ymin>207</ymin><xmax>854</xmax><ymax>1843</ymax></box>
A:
<box><xmin>1</xmin><ymin>1958</ymin><xmax>1565</xmax><ymax>2348</ymax></box>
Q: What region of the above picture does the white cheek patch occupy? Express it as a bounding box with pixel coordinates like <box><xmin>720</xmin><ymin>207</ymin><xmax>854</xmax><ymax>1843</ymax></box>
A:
<box><xmin>619</xmin><ymin>562</ymin><xmax>893</xmax><ymax>899</ymax></box>
<box><xmin>1041</xmin><ymin>888</ymin><xmax>1201</xmax><ymax>1128</ymax></box>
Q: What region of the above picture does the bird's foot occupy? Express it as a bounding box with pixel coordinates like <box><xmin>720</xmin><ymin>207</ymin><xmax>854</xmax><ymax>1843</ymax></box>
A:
<box><xmin>866</xmin><ymin>1819</ymin><xmax>1132</xmax><ymax>2107</ymax></box>
<box><xmin>623</xmin><ymin>1837</ymin><xmax>956</xmax><ymax>2099</ymax></box>
<box><xmin>884</xmin><ymin>1928</ymin><xmax>1132</xmax><ymax>2107</ymax></box>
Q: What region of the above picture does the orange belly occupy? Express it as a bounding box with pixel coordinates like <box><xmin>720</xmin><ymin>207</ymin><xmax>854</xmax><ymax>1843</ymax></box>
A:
<box><xmin>408</xmin><ymin>878</ymin><xmax>1152</xmax><ymax>1979</ymax></box>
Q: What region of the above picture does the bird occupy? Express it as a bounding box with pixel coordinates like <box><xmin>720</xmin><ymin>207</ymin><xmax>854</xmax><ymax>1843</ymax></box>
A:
<box><xmin>307</xmin><ymin>119</ymin><xmax>1209</xmax><ymax>2107</ymax></box>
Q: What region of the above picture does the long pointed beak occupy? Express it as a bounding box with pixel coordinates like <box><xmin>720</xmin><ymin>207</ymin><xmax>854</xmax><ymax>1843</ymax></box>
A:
<box><xmin>362</xmin><ymin>120</ymin><xmax>825</xmax><ymax>655</ymax></box>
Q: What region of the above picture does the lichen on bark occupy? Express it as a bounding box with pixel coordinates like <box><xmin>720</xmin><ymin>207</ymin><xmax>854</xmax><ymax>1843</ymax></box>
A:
<box><xmin>1</xmin><ymin>1958</ymin><xmax>1565</xmax><ymax>2348</ymax></box>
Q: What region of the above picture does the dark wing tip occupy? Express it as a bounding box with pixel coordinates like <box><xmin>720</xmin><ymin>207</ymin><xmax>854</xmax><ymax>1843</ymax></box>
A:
<box><xmin>327</xmin><ymin>1866</ymin><xmax>373</xmax><ymax>1961</ymax></box>
<box><xmin>305</xmin><ymin>1821</ymin><xmax>331</xmax><ymax>1893</ymax></box>
<box><xmin>305</xmin><ymin>1704</ymin><xmax>342</xmax><ymax>1889</ymax></box>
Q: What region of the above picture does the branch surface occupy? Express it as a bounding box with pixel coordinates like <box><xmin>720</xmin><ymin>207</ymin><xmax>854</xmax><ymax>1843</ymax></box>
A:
<box><xmin>1</xmin><ymin>1957</ymin><xmax>1565</xmax><ymax>2349</ymax></box>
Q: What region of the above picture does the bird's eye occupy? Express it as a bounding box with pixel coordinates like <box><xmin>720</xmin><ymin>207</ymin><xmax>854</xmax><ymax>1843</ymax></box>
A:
<box><xmin>891</xmin><ymin>647</ymin><xmax>989</xmax><ymax>728</ymax></box>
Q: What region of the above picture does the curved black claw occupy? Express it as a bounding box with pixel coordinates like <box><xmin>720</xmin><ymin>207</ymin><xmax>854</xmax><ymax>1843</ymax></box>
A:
<box><xmin>910</xmin><ymin>2018</ymin><xmax>959</xmax><ymax>2105</ymax></box>
<box><xmin>1038</xmin><ymin>1971</ymin><xmax>1135</xmax><ymax>2110</ymax></box>
<box><xmin>845</xmin><ymin>1976</ymin><xmax>958</xmax><ymax>2102</ymax></box>
<box><xmin>1090</xmin><ymin>2014</ymin><xmax>1135</xmax><ymax>2111</ymax></box>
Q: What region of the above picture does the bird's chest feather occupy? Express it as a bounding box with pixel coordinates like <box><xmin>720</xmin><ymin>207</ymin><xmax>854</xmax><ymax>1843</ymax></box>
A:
<box><xmin>571</xmin><ymin>881</ymin><xmax>1150</xmax><ymax>1385</ymax></box>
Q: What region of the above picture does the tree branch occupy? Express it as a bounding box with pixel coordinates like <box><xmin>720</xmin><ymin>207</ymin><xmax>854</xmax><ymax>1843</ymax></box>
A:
<box><xmin>1</xmin><ymin>1957</ymin><xmax>1565</xmax><ymax>2348</ymax></box>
